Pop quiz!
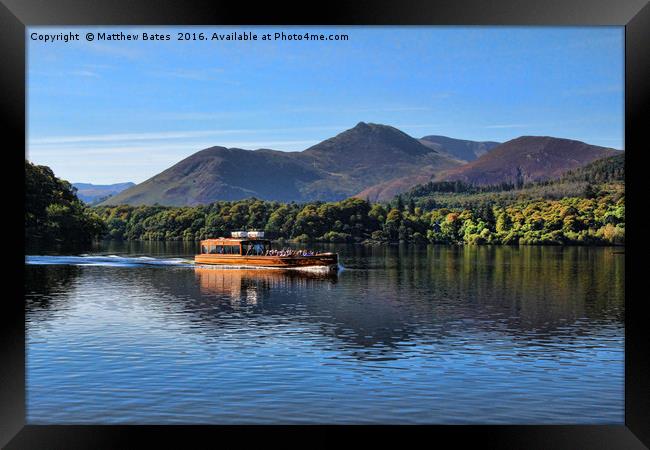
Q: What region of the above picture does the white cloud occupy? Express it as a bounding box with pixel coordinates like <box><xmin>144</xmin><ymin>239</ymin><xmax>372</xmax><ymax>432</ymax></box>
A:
<box><xmin>30</xmin><ymin>130</ymin><xmax>235</xmax><ymax>145</ymax></box>
<box><xmin>29</xmin><ymin>125</ymin><xmax>351</xmax><ymax>146</ymax></box>
<box><xmin>27</xmin><ymin>140</ymin><xmax>317</xmax><ymax>158</ymax></box>
<box><xmin>483</xmin><ymin>124</ymin><xmax>531</xmax><ymax>129</ymax></box>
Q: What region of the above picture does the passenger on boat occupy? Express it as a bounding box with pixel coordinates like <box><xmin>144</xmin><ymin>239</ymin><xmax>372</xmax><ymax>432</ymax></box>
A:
<box><xmin>262</xmin><ymin>248</ymin><xmax>322</xmax><ymax>256</ymax></box>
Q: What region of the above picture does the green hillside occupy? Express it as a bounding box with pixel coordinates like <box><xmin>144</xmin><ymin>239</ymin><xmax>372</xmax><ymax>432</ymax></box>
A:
<box><xmin>399</xmin><ymin>152</ymin><xmax>625</xmax><ymax>210</ymax></box>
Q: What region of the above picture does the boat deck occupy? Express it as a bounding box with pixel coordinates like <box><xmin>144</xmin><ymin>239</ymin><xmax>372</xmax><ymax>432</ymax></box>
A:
<box><xmin>194</xmin><ymin>253</ymin><xmax>338</xmax><ymax>269</ymax></box>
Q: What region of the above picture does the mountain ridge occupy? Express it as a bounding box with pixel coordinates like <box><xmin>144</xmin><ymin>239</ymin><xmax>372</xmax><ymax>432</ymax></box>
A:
<box><xmin>438</xmin><ymin>136</ymin><xmax>619</xmax><ymax>186</ymax></box>
<box><xmin>419</xmin><ymin>135</ymin><xmax>501</xmax><ymax>162</ymax></box>
<box><xmin>73</xmin><ymin>182</ymin><xmax>135</xmax><ymax>204</ymax></box>
<box><xmin>99</xmin><ymin>125</ymin><xmax>618</xmax><ymax>206</ymax></box>
<box><xmin>101</xmin><ymin>122</ymin><xmax>461</xmax><ymax>206</ymax></box>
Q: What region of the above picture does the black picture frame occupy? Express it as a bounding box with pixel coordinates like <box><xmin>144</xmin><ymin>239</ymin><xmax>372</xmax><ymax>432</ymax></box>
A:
<box><xmin>2</xmin><ymin>0</ymin><xmax>648</xmax><ymax>448</ymax></box>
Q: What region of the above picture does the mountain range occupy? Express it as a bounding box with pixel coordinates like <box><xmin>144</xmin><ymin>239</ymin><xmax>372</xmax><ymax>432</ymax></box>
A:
<box><xmin>101</xmin><ymin>122</ymin><xmax>461</xmax><ymax>206</ymax></box>
<box><xmin>438</xmin><ymin>136</ymin><xmax>618</xmax><ymax>186</ymax></box>
<box><xmin>100</xmin><ymin>123</ymin><xmax>620</xmax><ymax>206</ymax></box>
<box><xmin>73</xmin><ymin>182</ymin><xmax>135</xmax><ymax>204</ymax></box>
<box><xmin>418</xmin><ymin>135</ymin><xmax>501</xmax><ymax>162</ymax></box>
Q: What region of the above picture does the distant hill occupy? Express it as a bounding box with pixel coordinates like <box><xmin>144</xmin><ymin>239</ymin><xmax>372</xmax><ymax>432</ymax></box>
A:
<box><xmin>296</xmin><ymin>122</ymin><xmax>461</xmax><ymax>200</ymax></box>
<box><xmin>396</xmin><ymin>152</ymin><xmax>625</xmax><ymax>210</ymax></box>
<box><xmin>101</xmin><ymin>122</ymin><xmax>461</xmax><ymax>206</ymax></box>
<box><xmin>100</xmin><ymin>147</ymin><xmax>323</xmax><ymax>206</ymax></box>
<box><xmin>73</xmin><ymin>182</ymin><xmax>135</xmax><ymax>204</ymax></box>
<box><xmin>98</xmin><ymin>129</ymin><xmax>619</xmax><ymax>207</ymax></box>
<box><xmin>354</xmin><ymin>133</ymin><xmax>503</xmax><ymax>202</ymax></box>
<box><xmin>439</xmin><ymin>136</ymin><xmax>619</xmax><ymax>186</ymax></box>
<box><xmin>419</xmin><ymin>135</ymin><xmax>501</xmax><ymax>162</ymax></box>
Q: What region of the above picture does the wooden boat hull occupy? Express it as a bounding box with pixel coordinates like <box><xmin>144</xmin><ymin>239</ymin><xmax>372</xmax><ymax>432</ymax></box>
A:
<box><xmin>194</xmin><ymin>253</ymin><xmax>338</xmax><ymax>270</ymax></box>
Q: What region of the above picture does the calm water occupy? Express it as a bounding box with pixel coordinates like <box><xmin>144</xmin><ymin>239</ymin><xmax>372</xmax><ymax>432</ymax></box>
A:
<box><xmin>25</xmin><ymin>242</ymin><xmax>625</xmax><ymax>424</ymax></box>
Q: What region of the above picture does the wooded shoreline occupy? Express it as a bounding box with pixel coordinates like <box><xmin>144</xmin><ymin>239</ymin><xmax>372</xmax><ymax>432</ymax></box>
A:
<box><xmin>26</xmin><ymin>160</ymin><xmax>625</xmax><ymax>247</ymax></box>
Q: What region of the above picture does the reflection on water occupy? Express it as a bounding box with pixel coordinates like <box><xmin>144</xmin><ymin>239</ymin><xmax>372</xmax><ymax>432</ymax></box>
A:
<box><xmin>25</xmin><ymin>243</ymin><xmax>624</xmax><ymax>424</ymax></box>
<box><xmin>195</xmin><ymin>267</ymin><xmax>338</xmax><ymax>307</ymax></box>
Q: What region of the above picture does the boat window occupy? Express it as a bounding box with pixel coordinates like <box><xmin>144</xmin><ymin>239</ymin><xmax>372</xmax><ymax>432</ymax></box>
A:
<box><xmin>216</xmin><ymin>245</ymin><xmax>224</xmax><ymax>254</ymax></box>
<box><xmin>201</xmin><ymin>245</ymin><xmax>208</xmax><ymax>254</ymax></box>
<box><xmin>209</xmin><ymin>245</ymin><xmax>218</xmax><ymax>254</ymax></box>
<box><xmin>242</xmin><ymin>241</ymin><xmax>268</xmax><ymax>255</ymax></box>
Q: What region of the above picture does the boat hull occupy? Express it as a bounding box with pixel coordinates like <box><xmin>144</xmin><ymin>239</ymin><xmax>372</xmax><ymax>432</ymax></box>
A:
<box><xmin>194</xmin><ymin>253</ymin><xmax>338</xmax><ymax>270</ymax></box>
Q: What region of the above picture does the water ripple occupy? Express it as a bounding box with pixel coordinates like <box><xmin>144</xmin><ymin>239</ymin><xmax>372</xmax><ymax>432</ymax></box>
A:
<box><xmin>25</xmin><ymin>244</ymin><xmax>624</xmax><ymax>424</ymax></box>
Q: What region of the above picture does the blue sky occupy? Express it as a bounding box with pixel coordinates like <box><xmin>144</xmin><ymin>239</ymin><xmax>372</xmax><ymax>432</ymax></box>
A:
<box><xmin>27</xmin><ymin>26</ymin><xmax>624</xmax><ymax>184</ymax></box>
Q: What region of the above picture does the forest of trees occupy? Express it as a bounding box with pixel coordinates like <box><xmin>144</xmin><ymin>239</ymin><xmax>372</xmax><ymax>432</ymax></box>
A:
<box><xmin>404</xmin><ymin>152</ymin><xmax>624</xmax><ymax>202</ymax></box>
<box><xmin>95</xmin><ymin>153</ymin><xmax>625</xmax><ymax>245</ymax></box>
<box><xmin>26</xmin><ymin>154</ymin><xmax>625</xmax><ymax>247</ymax></box>
<box><xmin>25</xmin><ymin>161</ymin><xmax>106</xmax><ymax>244</ymax></box>
<box><xmin>95</xmin><ymin>191</ymin><xmax>624</xmax><ymax>245</ymax></box>
<box><xmin>398</xmin><ymin>153</ymin><xmax>625</xmax><ymax>211</ymax></box>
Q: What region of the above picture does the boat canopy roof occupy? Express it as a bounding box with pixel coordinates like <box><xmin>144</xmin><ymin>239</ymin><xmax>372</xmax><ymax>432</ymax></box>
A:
<box><xmin>200</xmin><ymin>237</ymin><xmax>271</xmax><ymax>245</ymax></box>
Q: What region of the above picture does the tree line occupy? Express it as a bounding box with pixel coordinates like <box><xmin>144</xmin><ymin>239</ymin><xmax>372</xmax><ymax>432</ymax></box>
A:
<box><xmin>26</xmin><ymin>160</ymin><xmax>625</xmax><ymax>246</ymax></box>
<box><xmin>396</xmin><ymin>153</ymin><xmax>625</xmax><ymax>212</ymax></box>
<box><xmin>96</xmin><ymin>193</ymin><xmax>624</xmax><ymax>245</ymax></box>
<box><xmin>26</xmin><ymin>161</ymin><xmax>105</xmax><ymax>245</ymax></box>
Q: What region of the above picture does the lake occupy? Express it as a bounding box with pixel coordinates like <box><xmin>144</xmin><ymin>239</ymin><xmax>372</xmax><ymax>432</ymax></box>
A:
<box><xmin>25</xmin><ymin>242</ymin><xmax>625</xmax><ymax>424</ymax></box>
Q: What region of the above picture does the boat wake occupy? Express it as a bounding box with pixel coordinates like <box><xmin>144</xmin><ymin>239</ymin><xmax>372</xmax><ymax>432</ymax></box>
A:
<box><xmin>25</xmin><ymin>255</ymin><xmax>194</xmax><ymax>268</ymax></box>
<box><xmin>25</xmin><ymin>255</ymin><xmax>343</xmax><ymax>273</ymax></box>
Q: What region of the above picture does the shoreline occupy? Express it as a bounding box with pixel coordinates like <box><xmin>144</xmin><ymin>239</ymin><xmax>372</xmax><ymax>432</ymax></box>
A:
<box><xmin>25</xmin><ymin>237</ymin><xmax>626</xmax><ymax>252</ymax></box>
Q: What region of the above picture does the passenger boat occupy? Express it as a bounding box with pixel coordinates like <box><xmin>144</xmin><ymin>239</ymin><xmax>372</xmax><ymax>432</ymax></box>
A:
<box><xmin>195</xmin><ymin>231</ymin><xmax>338</xmax><ymax>270</ymax></box>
